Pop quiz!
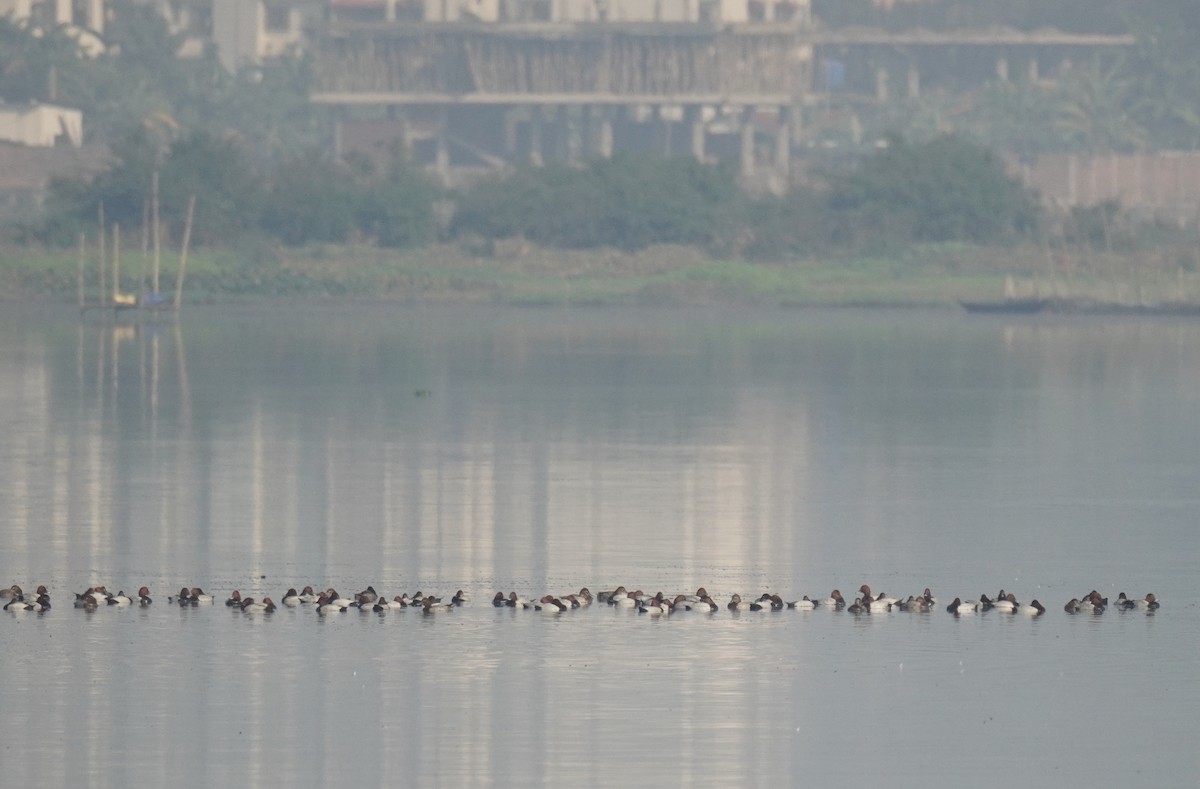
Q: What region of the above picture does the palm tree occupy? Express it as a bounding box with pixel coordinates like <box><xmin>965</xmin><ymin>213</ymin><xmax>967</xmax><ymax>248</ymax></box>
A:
<box><xmin>1050</xmin><ymin>56</ymin><xmax>1148</xmax><ymax>153</ymax></box>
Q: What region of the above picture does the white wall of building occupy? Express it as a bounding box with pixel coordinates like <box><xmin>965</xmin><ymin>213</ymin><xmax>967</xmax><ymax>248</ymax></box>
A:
<box><xmin>0</xmin><ymin>104</ymin><xmax>83</xmax><ymax>148</ymax></box>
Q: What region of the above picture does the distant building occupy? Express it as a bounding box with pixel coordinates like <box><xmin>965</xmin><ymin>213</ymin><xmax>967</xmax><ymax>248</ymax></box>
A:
<box><xmin>0</xmin><ymin>103</ymin><xmax>83</xmax><ymax>148</ymax></box>
<box><xmin>328</xmin><ymin>0</ymin><xmax>808</xmax><ymax>24</ymax></box>
<box><xmin>312</xmin><ymin>1</ymin><xmax>813</xmax><ymax>187</ymax></box>
<box><xmin>144</xmin><ymin>0</ymin><xmax>313</xmax><ymax>70</ymax></box>
<box><xmin>0</xmin><ymin>0</ymin><xmax>106</xmax><ymax>55</ymax></box>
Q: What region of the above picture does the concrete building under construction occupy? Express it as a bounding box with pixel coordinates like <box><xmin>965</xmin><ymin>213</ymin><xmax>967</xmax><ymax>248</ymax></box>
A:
<box><xmin>310</xmin><ymin>0</ymin><xmax>814</xmax><ymax>186</ymax></box>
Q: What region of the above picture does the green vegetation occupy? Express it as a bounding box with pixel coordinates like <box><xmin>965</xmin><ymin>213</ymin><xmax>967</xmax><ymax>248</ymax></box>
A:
<box><xmin>32</xmin><ymin>130</ymin><xmax>1039</xmax><ymax>258</ymax></box>
<box><xmin>453</xmin><ymin>156</ymin><xmax>739</xmax><ymax>251</ymax></box>
<box><xmin>8</xmin><ymin>239</ymin><xmax>1199</xmax><ymax>308</ymax></box>
<box><xmin>2</xmin><ymin>0</ymin><xmax>1199</xmax><ymax>307</ymax></box>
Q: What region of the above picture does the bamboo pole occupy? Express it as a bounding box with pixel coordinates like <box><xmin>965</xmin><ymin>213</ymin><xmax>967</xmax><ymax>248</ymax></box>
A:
<box><xmin>174</xmin><ymin>195</ymin><xmax>195</xmax><ymax>310</ymax></box>
<box><xmin>152</xmin><ymin>170</ymin><xmax>161</xmax><ymax>296</ymax></box>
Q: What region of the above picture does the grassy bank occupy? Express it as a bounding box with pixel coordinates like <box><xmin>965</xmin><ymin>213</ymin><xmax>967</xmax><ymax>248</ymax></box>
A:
<box><xmin>2</xmin><ymin>241</ymin><xmax>1198</xmax><ymax>307</ymax></box>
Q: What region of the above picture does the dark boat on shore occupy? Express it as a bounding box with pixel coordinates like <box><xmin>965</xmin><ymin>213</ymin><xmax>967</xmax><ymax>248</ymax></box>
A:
<box><xmin>959</xmin><ymin>298</ymin><xmax>1049</xmax><ymax>314</ymax></box>
<box><xmin>961</xmin><ymin>297</ymin><xmax>1200</xmax><ymax>316</ymax></box>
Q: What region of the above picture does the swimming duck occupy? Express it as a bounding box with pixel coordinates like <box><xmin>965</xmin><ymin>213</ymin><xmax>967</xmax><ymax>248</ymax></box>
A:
<box><xmin>947</xmin><ymin>598</ymin><xmax>980</xmax><ymax>614</ymax></box>
<box><xmin>821</xmin><ymin>590</ymin><xmax>846</xmax><ymax>609</ymax></box>
<box><xmin>0</xmin><ymin>585</ymin><xmax>22</xmax><ymax>602</ymax></box>
<box><xmin>727</xmin><ymin>594</ymin><xmax>751</xmax><ymax>611</ymax></box>
<box><xmin>1017</xmin><ymin>600</ymin><xmax>1045</xmax><ymax>616</ymax></box>
<box><xmin>535</xmin><ymin>595</ymin><xmax>565</xmax><ymax>613</ymax></box>
<box><xmin>990</xmin><ymin>593</ymin><xmax>1017</xmax><ymax>613</ymax></box>
<box><xmin>867</xmin><ymin>594</ymin><xmax>893</xmax><ymax>613</ymax></box>
<box><xmin>281</xmin><ymin>589</ymin><xmax>301</xmax><ymax>607</ymax></box>
<box><xmin>598</xmin><ymin>586</ymin><xmax>627</xmax><ymax>604</ymax></box>
<box><xmin>638</xmin><ymin>599</ymin><xmax>669</xmax><ymax>616</ymax></box>
<box><xmin>505</xmin><ymin>592</ymin><xmax>533</xmax><ymax>609</ymax></box>
<box><xmin>297</xmin><ymin>586</ymin><xmax>320</xmax><ymax>604</ymax></box>
<box><xmin>323</xmin><ymin>590</ymin><xmax>355</xmax><ymax>608</ymax></box>
<box><xmin>315</xmin><ymin>594</ymin><xmax>347</xmax><ymax>614</ymax></box>
<box><xmin>241</xmin><ymin>597</ymin><xmax>276</xmax><ymax>613</ymax></box>
<box><xmin>860</xmin><ymin>586</ymin><xmax>898</xmax><ymax>608</ymax></box>
<box><xmin>846</xmin><ymin>597</ymin><xmax>866</xmax><ymax>614</ymax></box>
<box><xmin>1117</xmin><ymin>592</ymin><xmax>1159</xmax><ymax>610</ymax></box>
<box><xmin>1075</xmin><ymin>592</ymin><xmax>1105</xmax><ymax>614</ymax></box>
<box><xmin>613</xmin><ymin>590</ymin><xmax>638</xmax><ymax>608</ymax></box>
<box><xmin>225</xmin><ymin>591</ymin><xmax>243</xmax><ymax>607</ymax></box>
<box><xmin>137</xmin><ymin>587</ymin><xmax>152</xmax><ymax>606</ymax></box>
<box><xmin>107</xmin><ymin>591</ymin><xmax>132</xmax><ymax>607</ymax></box>
<box><xmin>189</xmin><ymin>588</ymin><xmax>214</xmax><ymax>605</ymax></box>
<box><xmin>452</xmin><ymin>590</ymin><xmax>469</xmax><ymax>606</ymax></box>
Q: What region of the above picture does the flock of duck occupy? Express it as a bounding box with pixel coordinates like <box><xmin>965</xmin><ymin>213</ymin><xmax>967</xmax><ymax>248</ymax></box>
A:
<box><xmin>1</xmin><ymin>582</ymin><xmax>1161</xmax><ymax>617</ymax></box>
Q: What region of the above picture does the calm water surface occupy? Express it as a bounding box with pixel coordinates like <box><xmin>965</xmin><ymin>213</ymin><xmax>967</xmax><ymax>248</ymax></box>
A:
<box><xmin>1</xmin><ymin>304</ymin><xmax>1197</xmax><ymax>787</ymax></box>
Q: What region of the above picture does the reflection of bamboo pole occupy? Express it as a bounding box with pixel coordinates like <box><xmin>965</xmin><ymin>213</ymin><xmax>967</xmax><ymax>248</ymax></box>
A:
<box><xmin>174</xmin><ymin>195</ymin><xmax>195</xmax><ymax>310</ymax></box>
<box><xmin>150</xmin><ymin>332</ymin><xmax>159</xmax><ymax>442</ymax></box>
<box><xmin>111</xmin><ymin>321</ymin><xmax>119</xmax><ymax>401</ymax></box>
<box><xmin>112</xmin><ymin>224</ymin><xmax>121</xmax><ymax>302</ymax></box>
<box><xmin>152</xmin><ymin>171</ymin><xmax>160</xmax><ymax>296</ymax></box>
<box><xmin>174</xmin><ymin>319</ymin><xmax>191</xmax><ymax>431</ymax></box>
<box><xmin>96</xmin><ymin>325</ymin><xmax>104</xmax><ymax>409</ymax></box>
<box><xmin>141</xmin><ymin>200</ymin><xmax>149</xmax><ymax>297</ymax></box>
<box><xmin>77</xmin><ymin>232</ymin><xmax>85</xmax><ymax>310</ymax></box>
<box><xmin>76</xmin><ymin>322</ymin><xmax>84</xmax><ymax>389</ymax></box>
<box><xmin>98</xmin><ymin>203</ymin><xmax>106</xmax><ymax>307</ymax></box>
<box><xmin>139</xmin><ymin>315</ymin><xmax>147</xmax><ymax>409</ymax></box>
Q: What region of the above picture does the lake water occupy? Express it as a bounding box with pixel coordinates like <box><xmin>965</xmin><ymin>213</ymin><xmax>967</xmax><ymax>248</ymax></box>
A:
<box><xmin>1</xmin><ymin>304</ymin><xmax>1197</xmax><ymax>787</ymax></box>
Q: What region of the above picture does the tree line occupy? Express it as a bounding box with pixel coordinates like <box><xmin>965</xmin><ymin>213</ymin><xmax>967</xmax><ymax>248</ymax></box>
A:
<box><xmin>1</xmin><ymin>0</ymin><xmax>1194</xmax><ymax>262</ymax></box>
<box><xmin>27</xmin><ymin>129</ymin><xmax>1042</xmax><ymax>259</ymax></box>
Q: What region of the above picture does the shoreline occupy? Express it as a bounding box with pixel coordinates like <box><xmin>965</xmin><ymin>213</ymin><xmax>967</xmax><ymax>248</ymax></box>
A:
<box><xmin>3</xmin><ymin>241</ymin><xmax>1199</xmax><ymax>310</ymax></box>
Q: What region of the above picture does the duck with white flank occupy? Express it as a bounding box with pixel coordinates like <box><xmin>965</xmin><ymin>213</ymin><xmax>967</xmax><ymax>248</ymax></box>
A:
<box><xmin>947</xmin><ymin>598</ymin><xmax>980</xmax><ymax>615</ymax></box>
<box><xmin>241</xmin><ymin>597</ymin><xmax>276</xmax><ymax>613</ymax></box>
<box><xmin>859</xmin><ymin>586</ymin><xmax>898</xmax><ymax>608</ymax></box>
<box><xmin>1117</xmin><ymin>592</ymin><xmax>1159</xmax><ymax>610</ymax></box>
<box><xmin>821</xmin><ymin>590</ymin><xmax>846</xmax><ymax>609</ymax></box>
<box><xmin>1017</xmin><ymin>600</ymin><xmax>1046</xmax><ymax>616</ymax></box>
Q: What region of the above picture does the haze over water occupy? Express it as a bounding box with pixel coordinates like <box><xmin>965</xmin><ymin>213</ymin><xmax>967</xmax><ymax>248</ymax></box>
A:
<box><xmin>1</xmin><ymin>304</ymin><xmax>1197</xmax><ymax>787</ymax></box>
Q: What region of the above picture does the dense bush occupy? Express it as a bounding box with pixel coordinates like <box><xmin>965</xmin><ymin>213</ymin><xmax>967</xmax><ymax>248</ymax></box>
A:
<box><xmin>354</xmin><ymin>162</ymin><xmax>438</xmax><ymax>248</ymax></box>
<box><xmin>827</xmin><ymin>134</ymin><xmax>1039</xmax><ymax>247</ymax></box>
<box><xmin>452</xmin><ymin>155</ymin><xmax>740</xmax><ymax>251</ymax></box>
<box><xmin>260</xmin><ymin>152</ymin><xmax>359</xmax><ymax>245</ymax></box>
